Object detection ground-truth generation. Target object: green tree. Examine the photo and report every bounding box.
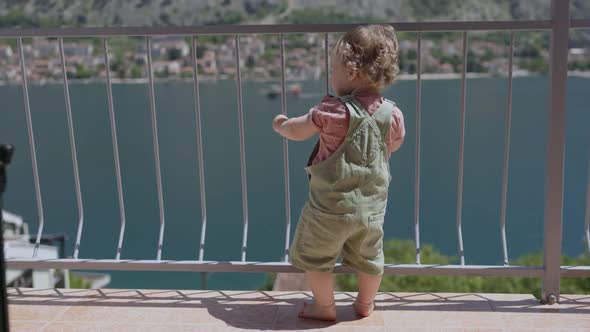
[0,9,72,28]
[195,45,206,58]
[66,65,92,79]
[258,273,276,291]
[441,54,461,67]
[285,9,381,25]
[481,48,495,62]
[69,272,91,289]
[520,58,548,74]
[155,67,170,78]
[466,51,485,73]
[410,0,462,18]
[130,65,143,78]
[336,239,590,300]
[0,10,35,28]
[205,10,244,25]
[259,239,590,300]
[518,41,542,58]
[262,49,275,63]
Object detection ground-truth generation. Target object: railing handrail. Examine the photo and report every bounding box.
[0,20,567,38]
[0,19,588,38]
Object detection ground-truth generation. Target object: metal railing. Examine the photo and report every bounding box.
[2,0,590,304]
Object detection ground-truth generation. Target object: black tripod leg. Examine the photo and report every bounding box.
[0,167,10,332]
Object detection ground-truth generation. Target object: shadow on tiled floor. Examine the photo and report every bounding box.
[8,288,590,331]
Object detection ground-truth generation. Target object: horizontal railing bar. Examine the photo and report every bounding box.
[5,258,544,277]
[0,21,554,38]
[560,266,590,277]
[571,19,590,29]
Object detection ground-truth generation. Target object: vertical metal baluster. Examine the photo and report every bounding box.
[235,35,249,262]
[280,34,292,262]
[585,150,590,256]
[104,39,127,260]
[192,36,208,261]
[146,37,166,260]
[18,38,44,258]
[59,38,85,259]
[500,32,515,266]
[415,32,423,265]
[457,31,468,266]
[324,33,330,95]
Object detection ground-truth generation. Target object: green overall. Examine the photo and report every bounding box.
[289,95,395,275]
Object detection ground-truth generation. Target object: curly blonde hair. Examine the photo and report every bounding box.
[333,24,399,88]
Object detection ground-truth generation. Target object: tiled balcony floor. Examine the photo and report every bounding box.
[7,288,590,331]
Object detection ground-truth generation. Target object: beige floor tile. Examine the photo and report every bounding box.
[220,291,277,300]
[441,329,503,332]
[10,321,48,332]
[477,293,538,301]
[385,328,435,332]
[10,288,63,296]
[54,306,223,325]
[50,289,105,297]
[180,290,244,300]
[273,304,339,330]
[272,302,385,330]
[504,329,564,332]
[394,293,447,301]
[204,301,279,325]
[330,327,386,332]
[560,294,590,302]
[495,312,590,330]
[9,303,69,322]
[333,292,358,302]
[262,290,312,301]
[9,296,68,305]
[375,293,399,301]
[43,322,99,332]
[204,324,287,331]
[437,293,493,301]
[384,311,504,329]
[102,323,219,332]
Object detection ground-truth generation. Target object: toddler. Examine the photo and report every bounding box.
[272,24,405,321]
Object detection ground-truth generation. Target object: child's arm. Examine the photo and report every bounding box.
[272,114,320,141]
[387,107,406,153]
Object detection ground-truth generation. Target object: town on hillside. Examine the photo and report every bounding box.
[0,32,588,84]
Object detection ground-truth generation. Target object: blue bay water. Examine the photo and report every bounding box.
[0,77,588,290]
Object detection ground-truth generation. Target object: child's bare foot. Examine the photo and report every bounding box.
[353,300,375,317]
[298,301,336,321]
